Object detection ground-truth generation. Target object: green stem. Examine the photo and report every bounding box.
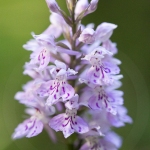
[71,2,76,62]
[67,143,74,150]
[69,1,77,87]
[44,124,57,143]
[67,2,84,149]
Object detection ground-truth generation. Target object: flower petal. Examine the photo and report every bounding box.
[95,22,117,42]
[55,60,66,70]
[26,120,43,138]
[65,94,79,110]
[38,48,51,71]
[61,83,75,101]
[74,116,89,134]
[57,46,81,57]
[78,28,95,44]
[49,114,74,138]
[12,118,43,139]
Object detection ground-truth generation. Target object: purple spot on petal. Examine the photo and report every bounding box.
[96,66,100,72]
[70,125,73,129]
[104,100,108,108]
[66,93,70,99]
[65,117,69,120]
[29,120,36,130]
[100,67,104,78]
[94,73,98,78]
[96,102,100,108]
[71,117,74,125]
[31,130,36,136]
[104,68,110,73]
[63,117,71,127]
[62,87,65,93]
[25,125,28,131]
[94,80,96,83]
[79,127,81,132]
[56,69,60,72]
[98,94,102,100]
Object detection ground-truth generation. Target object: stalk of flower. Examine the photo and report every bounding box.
[12,0,132,150]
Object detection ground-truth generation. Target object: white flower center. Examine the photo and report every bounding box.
[66,108,77,116]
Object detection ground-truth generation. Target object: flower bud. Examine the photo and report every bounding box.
[78,28,95,44]
[66,0,75,12]
[46,0,60,14]
[87,0,99,14]
[75,0,88,16]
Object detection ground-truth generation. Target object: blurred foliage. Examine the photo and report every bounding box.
[0,0,150,150]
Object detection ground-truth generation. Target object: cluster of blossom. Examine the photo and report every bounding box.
[12,0,132,149]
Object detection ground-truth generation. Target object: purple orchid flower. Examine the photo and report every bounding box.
[12,101,55,139]
[108,106,133,127]
[80,131,122,150]
[82,46,120,85]
[49,95,89,138]
[88,86,123,115]
[37,60,77,106]
[15,80,43,107]
[49,109,89,138]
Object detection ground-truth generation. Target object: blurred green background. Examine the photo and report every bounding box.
[0,0,150,150]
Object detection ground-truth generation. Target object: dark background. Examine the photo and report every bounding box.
[0,0,150,149]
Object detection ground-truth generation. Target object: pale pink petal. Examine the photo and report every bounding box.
[103,62,120,75]
[61,83,75,101]
[49,114,74,138]
[38,48,51,71]
[88,95,102,110]
[104,132,122,148]
[49,114,66,131]
[74,116,89,134]
[41,80,75,105]
[23,39,39,51]
[67,68,78,76]
[78,28,95,44]
[26,120,43,138]
[95,22,117,42]
[55,60,66,70]
[102,40,118,55]
[65,94,79,110]
[12,118,43,139]
[88,93,117,115]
